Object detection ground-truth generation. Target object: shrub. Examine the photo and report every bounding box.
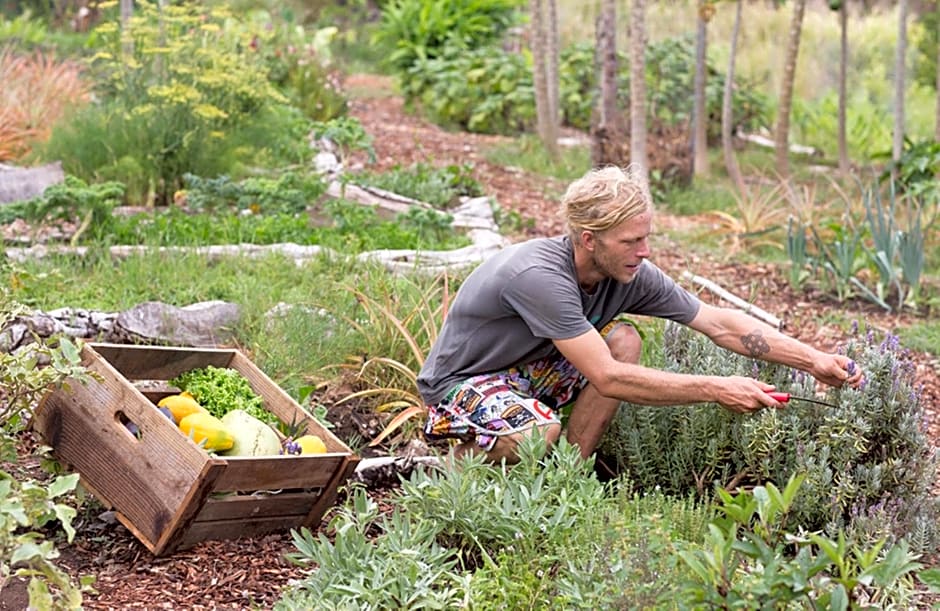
[599,321,940,554]
[677,475,923,608]
[400,35,770,138]
[0,46,89,162]
[375,0,524,78]
[277,438,709,609]
[0,291,96,608]
[38,1,310,205]
[352,162,484,208]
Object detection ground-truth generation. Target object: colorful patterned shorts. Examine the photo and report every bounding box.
[424,320,626,451]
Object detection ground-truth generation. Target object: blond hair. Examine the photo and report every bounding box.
[562,165,652,243]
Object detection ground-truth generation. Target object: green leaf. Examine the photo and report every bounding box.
[47,473,80,498]
[58,337,81,364]
[918,567,940,592]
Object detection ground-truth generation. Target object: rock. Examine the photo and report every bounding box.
[109,301,241,347]
[0,161,65,204]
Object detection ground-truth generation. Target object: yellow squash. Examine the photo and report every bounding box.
[158,391,208,423]
[295,434,328,455]
[178,412,235,452]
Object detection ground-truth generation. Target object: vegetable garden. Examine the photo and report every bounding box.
[2,0,940,608]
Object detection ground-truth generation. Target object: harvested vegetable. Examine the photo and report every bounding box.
[158,391,207,423]
[172,366,273,424]
[220,409,282,456]
[295,434,327,455]
[178,412,235,451]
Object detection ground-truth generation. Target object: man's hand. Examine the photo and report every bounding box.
[810,353,863,389]
[713,376,780,414]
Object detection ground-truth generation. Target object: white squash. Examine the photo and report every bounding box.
[219,409,282,456]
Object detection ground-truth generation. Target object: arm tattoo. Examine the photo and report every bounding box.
[740,330,770,358]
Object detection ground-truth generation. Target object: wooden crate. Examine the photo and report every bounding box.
[34,342,359,557]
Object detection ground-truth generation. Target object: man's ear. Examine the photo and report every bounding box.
[580,230,596,251]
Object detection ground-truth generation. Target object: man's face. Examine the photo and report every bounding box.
[590,211,652,284]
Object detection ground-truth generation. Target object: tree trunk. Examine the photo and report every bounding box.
[774,0,807,178]
[838,1,850,175]
[629,0,648,180]
[893,0,909,168]
[692,0,711,177]
[530,0,559,159]
[935,0,940,143]
[722,0,746,195]
[546,0,561,137]
[592,0,623,167]
[597,0,618,127]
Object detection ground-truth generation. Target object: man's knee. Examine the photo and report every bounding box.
[488,422,562,463]
[606,323,642,363]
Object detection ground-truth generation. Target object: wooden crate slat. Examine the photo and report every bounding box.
[211,454,347,492]
[176,515,311,551]
[153,460,228,555]
[192,491,323,522]
[35,349,211,548]
[88,343,236,380]
[302,456,359,528]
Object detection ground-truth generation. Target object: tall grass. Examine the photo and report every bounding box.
[0,46,89,161]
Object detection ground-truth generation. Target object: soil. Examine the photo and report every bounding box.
[2,73,939,610]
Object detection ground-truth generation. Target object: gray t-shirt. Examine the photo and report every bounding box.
[417,235,701,404]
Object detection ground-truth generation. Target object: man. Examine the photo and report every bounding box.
[417,166,862,464]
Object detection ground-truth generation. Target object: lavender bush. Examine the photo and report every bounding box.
[600,320,939,553]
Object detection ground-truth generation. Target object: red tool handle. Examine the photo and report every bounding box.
[765,391,790,402]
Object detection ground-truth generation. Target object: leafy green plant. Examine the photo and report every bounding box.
[277,437,710,609]
[171,365,273,424]
[310,116,375,163]
[353,162,483,209]
[252,13,348,122]
[375,0,523,80]
[0,471,92,610]
[0,301,93,436]
[181,172,326,215]
[278,486,470,610]
[0,291,96,608]
[0,175,124,244]
[678,474,922,608]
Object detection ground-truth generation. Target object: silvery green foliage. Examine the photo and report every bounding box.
[600,320,939,552]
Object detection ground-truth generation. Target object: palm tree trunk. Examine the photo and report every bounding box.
[774,0,807,178]
[592,0,622,167]
[629,0,648,180]
[722,0,745,194]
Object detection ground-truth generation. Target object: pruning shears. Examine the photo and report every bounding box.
[764,390,837,408]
